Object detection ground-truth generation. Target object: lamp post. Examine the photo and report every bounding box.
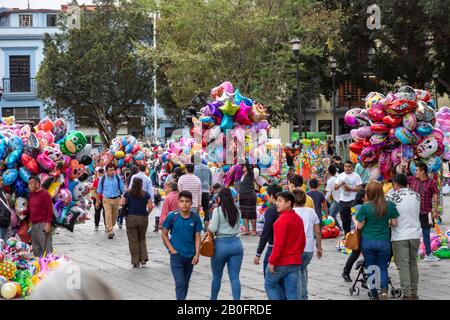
[433,69,439,109]
[291,37,303,140]
[329,56,337,142]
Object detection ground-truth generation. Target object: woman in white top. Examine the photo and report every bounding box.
[207,188,243,300]
[292,189,323,300]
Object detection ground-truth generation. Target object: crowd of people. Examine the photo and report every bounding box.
[0,140,443,301]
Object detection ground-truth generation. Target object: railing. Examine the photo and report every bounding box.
[2,77,36,93]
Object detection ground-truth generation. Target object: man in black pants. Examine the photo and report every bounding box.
[334,161,362,236]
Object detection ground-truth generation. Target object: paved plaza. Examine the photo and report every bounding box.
[52,198,450,300]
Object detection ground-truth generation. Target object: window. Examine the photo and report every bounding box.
[1,107,40,122]
[339,118,352,135]
[19,14,33,27]
[338,80,365,108]
[9,55,30,92]
[47,14,57,27]
[318,120,332,134]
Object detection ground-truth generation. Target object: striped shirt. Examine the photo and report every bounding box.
[178,174,202,209]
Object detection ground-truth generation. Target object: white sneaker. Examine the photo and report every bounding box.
[424,254,440,262]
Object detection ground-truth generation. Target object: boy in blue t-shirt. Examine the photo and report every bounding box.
[162,190,203,300]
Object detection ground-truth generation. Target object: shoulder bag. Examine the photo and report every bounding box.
[345,229,361,250]
[200,231,215,257]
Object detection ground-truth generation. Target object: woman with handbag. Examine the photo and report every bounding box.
[354,181,399,300]
[124,178,153,268]
[207,188,243,300]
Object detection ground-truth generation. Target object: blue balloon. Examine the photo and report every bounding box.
[416,122,433,137]
[19,167,31,182]
[117,158,125,167]
[133,151,145,161]
[233,89,253,107]
[0,139,6,160]
[8,136,24,152]
[5,150,22,169]
[3,168,19,186]
[14,178,28,197]
[125,144,133,154]
[220,115,233,132]
[121,137,128,147]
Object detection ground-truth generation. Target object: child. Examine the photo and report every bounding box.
[307,179,328,223]
[152,193,162,232]
[209,183,222,216]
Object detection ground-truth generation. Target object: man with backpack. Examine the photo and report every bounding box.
[162,191,202,300]
[96,164,125,239]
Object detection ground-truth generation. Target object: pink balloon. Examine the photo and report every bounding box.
[234,102,253,126]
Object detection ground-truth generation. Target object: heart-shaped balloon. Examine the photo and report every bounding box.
[367,106,386,122]
[382,115,402,127]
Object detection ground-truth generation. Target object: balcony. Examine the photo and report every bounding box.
[2,77,37,101]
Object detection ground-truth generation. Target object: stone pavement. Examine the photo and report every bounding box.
[52,199,450,300]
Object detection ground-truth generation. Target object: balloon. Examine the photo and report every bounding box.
[60,131,87,155]
[395,127,413,144]
[115,150,125,159]
[211,82,234,100]
[248,103,269,123]
[0,282,17,299]
[365,92,385,109]
[370,123,389,134]
[396,86,417,101]
[2,169,18,186]
[43,146,62,162]
[69,160,86,180]
[414,101,435,122]
[415,89,431,103]
[23,133,40,158]
[18,167,31,183]
[219,100,240,116]
[74,144,92,161]
[5,150,21,169]
[402,112,417,131]
[417,136,444,158]
[220,115,233,132]
[379,151,392,180]
[58,188,73,206]
[19,125,32,143]
[47,181,62,198]
[349,141,364,155]
[382,115,402,127]
[360,146,379,166]
[386,99,417,116]
[345,108,362,127]
[234,102,253,125]
[37,153,56,171]
[348,150,359,164]
[233,89,253,107]
[8,136,24,152]
[38,118,54,132]
[52,118,67,141]
[416,122,433,136]
[426,156,442,173]
[79,155,93,166]
[367,106,386,122]
[14,178,28,197]
[370,134,387,148]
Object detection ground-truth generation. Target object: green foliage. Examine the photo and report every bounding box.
[37,0,155,146]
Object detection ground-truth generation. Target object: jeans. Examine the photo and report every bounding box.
[210,237,244,300]
[329,201,342,229]
[422,227,431,255]
[339,200,354,235]
[298,251,314,300]
[263,246,286,300]
[170,253,194,300]
[361,238,391,296]
[392,239,420,297]
[264,264,300,300]
[0,227,8,241]
[117,215,124,225]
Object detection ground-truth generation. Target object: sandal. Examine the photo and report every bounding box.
[250,231,257,236]
[240,231,250,236]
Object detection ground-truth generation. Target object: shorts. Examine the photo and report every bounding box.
[202,192,211,222]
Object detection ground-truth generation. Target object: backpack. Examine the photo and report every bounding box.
[167,210,197,235]
[100,175,123,194]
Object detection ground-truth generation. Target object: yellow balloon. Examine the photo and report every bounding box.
[115,151,125,159]
[48,181,62,198]
[1,282,17,299]
[349,151,359,164]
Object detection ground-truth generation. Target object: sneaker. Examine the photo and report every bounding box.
[118,223,123,229]
[95,226,99,231]
[108,234,114,239]
[424,254,440,262]
[342,272,352,282]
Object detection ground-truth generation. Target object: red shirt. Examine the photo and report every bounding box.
[24,189,54,224]
[159,191,179,226]
[408,176,438,214]
[269,210,306,266]
[93,178,103,201]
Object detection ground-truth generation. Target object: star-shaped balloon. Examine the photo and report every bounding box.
[234,102,253,126]
[219,100,240,116]
[234,89,253,107]
[208,101,224,119]
[220,114,234,132]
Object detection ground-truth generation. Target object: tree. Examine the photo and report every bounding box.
[141,0,345,126]
[37,0,155,147]
[324,0,450,96]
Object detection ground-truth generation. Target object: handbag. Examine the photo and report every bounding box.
[200,231,215,257]
[17,219,32,244]
[345,229,361,250]
[119,194,129,218]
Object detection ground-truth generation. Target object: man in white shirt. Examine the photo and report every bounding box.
[334,161,362,235]
[325,165,342,231]
[387,174,421,300]
[129,164,155,203]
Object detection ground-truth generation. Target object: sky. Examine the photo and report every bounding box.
[0,0,94,9]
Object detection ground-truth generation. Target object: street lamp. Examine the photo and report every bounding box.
[291,37,304,140]
[329,56,337,142]
[433,69,439,108]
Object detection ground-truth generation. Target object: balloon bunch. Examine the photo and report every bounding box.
[321,216,340,239]
[0,237,70,299]
[0,117,93,233]
[346,86,444,179]
[109,135,147,168]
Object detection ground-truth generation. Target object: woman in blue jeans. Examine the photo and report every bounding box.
[354,181,399,300]
[208,188,243,300]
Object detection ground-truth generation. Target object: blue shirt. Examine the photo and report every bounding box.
[126,192,151,216]
[129,172,154,202]
[163,211,203,258]
[97,175,125,198]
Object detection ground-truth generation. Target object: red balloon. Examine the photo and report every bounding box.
[382,115,402,127]
[349,141,363,155]
[189,127,194,137]
[370,123,389,134]
[386,99,417,116]
[321,226,332,239]
[367,106,385,122]
[20,154,40,175]
[330,226,340,238]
